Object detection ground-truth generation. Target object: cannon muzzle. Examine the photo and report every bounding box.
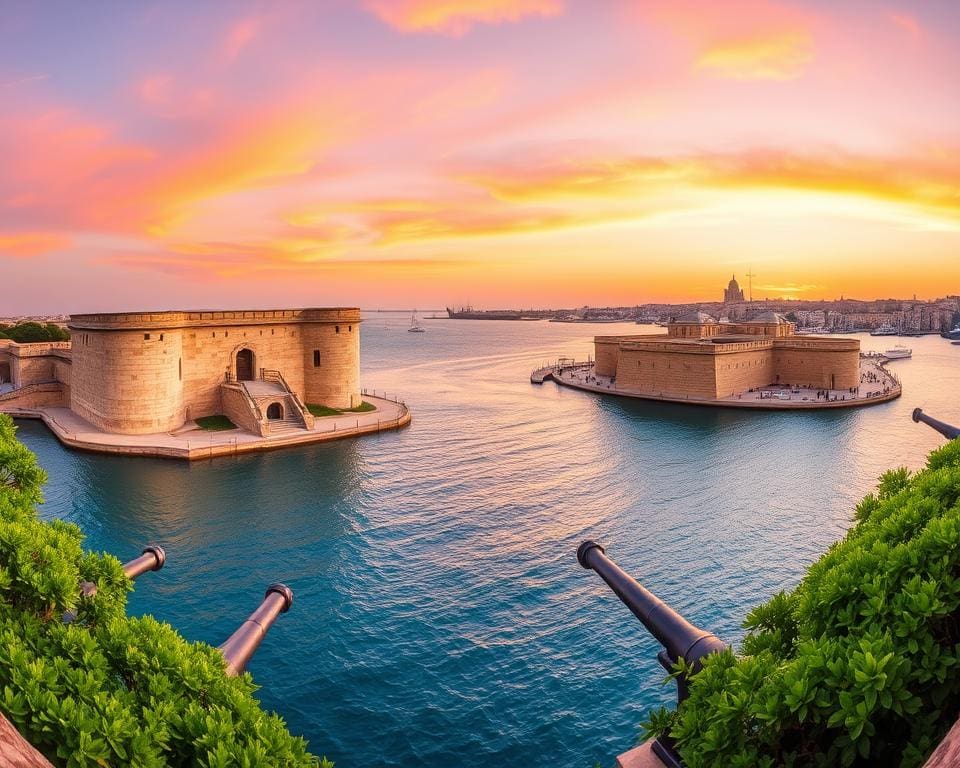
[912,408,960,440]
[64,546,166,623]
[122,545,166,579]
[218,583,293,677]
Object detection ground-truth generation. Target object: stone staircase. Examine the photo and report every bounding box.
[241,374,313,436]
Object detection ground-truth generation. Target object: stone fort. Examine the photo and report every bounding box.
[593,311,860,400]
[0,308,361,435]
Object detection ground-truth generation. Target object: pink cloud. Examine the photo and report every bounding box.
[888,11,921,38]
[222,17,261,60]
[364,0,563,36]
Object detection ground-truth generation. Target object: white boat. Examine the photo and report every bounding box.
[408,310,425,333]
[884,345,912,359]
[870,324,899,336]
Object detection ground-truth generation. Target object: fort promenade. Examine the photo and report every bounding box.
[0,308,412,457]
[2,392,409,460]
[532,310,903,409]
[534,355,901,410]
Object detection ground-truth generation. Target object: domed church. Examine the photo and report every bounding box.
[723,275,745,303]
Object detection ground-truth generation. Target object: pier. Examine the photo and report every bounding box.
[2,393,411,460]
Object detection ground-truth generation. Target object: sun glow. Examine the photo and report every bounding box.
[1,1,958,311]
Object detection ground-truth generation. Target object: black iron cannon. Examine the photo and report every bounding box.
[578,540,727,767]
[218,583,294,677]
[912,408,960,440]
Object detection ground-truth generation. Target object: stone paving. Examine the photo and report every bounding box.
[537,356,901,410]
[3,395,410,459]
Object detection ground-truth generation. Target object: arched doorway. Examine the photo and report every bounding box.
[236,349,254,381]
[266,402,283,419]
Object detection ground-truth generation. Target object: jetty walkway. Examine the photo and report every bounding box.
[2,390,411,460]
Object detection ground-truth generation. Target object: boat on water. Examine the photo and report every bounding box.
[884,345,912,359]
[446,306,523,320]
[408,310,425,333]
[870,324,899,336]
[941,324,960,340]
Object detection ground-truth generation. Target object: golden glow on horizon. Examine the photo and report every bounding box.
[0,0,958,311]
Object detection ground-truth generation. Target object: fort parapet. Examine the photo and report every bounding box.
[1,308,369,442]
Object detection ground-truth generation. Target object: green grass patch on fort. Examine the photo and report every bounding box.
[195,414,236,431]
[307,401,376,417]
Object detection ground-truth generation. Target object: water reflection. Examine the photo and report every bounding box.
[12,322,960,768]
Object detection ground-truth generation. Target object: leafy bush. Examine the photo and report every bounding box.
[0,322,70,343]
[645,438,960,767]
[0,414,328,766]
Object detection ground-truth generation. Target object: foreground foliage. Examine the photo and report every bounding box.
[645,438,960,767]
[0,415,327,766]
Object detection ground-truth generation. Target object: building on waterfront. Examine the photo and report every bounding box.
[0,308,362,435]
[593,311,861,400]
[723,275,745,303]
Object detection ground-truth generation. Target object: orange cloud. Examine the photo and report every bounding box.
[0,231,70,258]
[697,31,813,80]
[455,146,960,227]
[365,0,563,36]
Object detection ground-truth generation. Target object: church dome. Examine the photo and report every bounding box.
[727,275,741,291]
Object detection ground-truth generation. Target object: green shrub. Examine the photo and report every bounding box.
[194,415,236,431]
[646,439,960,767]
[342,401,376,413]
[306,404,340,418]
[307,402,377,417]
[0,322,69,343]
[0,414,328,766]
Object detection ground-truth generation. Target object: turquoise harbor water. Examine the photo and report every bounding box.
[14,318,960,767]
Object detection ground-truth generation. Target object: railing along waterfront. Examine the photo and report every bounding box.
[577,541,727,768]
[912,408,960,440]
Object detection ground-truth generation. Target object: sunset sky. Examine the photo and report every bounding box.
[1,0,958,313]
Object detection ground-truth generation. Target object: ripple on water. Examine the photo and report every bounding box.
[13,325,960,767]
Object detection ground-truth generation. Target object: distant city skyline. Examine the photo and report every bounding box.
[1,1,958,313]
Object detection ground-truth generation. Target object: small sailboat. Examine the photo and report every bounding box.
[884,345,912,359]
[408,310,425,333]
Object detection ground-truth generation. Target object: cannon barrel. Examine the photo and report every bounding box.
[912,408,960,440]
[578,541,726,680]
[579,542,726,768]
[122,545,166,579]
[63,546,165,623]
[218,584,293,677]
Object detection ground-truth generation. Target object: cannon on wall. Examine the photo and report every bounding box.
[64,544,167,623]
[218,583,294,677]
[912,408,960,440]
[578,540,727,767]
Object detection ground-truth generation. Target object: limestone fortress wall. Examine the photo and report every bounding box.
[593,314,860,400]
[65,308,361,434]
